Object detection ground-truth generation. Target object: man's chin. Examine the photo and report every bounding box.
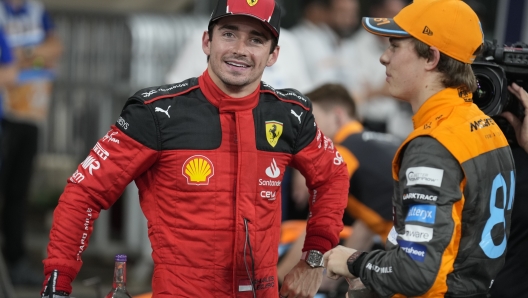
[220,77,252,88]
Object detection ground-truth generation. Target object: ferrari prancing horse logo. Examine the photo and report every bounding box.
[266,121,283,148]
[247,0,258,6]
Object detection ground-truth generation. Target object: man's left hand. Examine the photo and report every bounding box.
[279,260,323,298]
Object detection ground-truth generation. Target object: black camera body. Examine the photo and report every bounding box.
[471,40,528,145]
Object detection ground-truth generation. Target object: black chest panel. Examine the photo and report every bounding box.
[151,91,222,150]
[253,96,311,154]
[121,81,315,154]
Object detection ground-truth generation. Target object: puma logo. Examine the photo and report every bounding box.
[291,109,303,124]
[155,105,171,118]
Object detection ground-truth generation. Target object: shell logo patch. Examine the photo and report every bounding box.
[182,155,214,185]
[266,121,283,148]
[247,0,258,7]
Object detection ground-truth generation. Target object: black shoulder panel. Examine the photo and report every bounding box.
[116,97,160,150]
[117,81,222,151]
[260,82,311,111]
[131,78,199,103]
[254,88,317,154]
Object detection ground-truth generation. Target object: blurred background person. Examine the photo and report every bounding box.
[489,83,528,298]
[339,0,412,139]
[0,0,62,286]
[291,0,360,87]
[277,83,400,297]
[0,22,18,293]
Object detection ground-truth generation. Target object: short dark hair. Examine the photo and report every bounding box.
[411,38,477,93]
[207,21,279,54]
[306,83,357,118]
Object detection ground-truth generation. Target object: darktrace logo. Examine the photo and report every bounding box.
[423,26,433,36]
[403,186,439,203]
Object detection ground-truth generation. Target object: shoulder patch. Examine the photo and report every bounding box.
[132,78,199,104]
[261,82,311,111]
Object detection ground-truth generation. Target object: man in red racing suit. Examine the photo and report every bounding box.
[40,0,349,297]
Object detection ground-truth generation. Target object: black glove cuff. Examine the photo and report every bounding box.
[346,251,368,277]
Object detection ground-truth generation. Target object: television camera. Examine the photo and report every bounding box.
[471,40,528,145]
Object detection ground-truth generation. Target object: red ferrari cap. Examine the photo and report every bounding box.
[210,0,281,38]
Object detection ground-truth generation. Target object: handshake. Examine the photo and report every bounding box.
[324,246,380,298]
[41,270,70,298]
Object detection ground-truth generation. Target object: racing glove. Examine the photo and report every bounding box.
[41,270,70,298]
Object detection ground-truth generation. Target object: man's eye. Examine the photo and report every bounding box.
[251,38,263,44]
[223,32,234,38]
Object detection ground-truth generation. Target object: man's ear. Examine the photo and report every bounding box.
[425,46,441,70]
[202,31,211,56]
[266,45,280,67]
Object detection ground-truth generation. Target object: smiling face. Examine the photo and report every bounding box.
[380,37,426,102]
[203,15,280,97]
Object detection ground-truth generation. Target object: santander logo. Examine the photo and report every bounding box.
[265,158,280,178]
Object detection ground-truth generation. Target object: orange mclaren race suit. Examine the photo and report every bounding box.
[349,88,515,297]
[333,121,400,242]
[41,70,349,297]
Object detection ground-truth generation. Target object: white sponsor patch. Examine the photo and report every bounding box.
[406,167,444,187]
[400,224,433,242]
[387,226,398,245]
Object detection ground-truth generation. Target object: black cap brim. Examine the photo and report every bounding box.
[362,17,410,38]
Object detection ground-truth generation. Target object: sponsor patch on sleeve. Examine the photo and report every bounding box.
[406,167,444,187]
[400,224,433,242]
[402,186,439,204]
[405,205,436,224]
[387,226,398,245]
[398,239,427,262]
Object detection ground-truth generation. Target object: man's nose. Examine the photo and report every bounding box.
[380,50,389,66]
[232,39,248,55]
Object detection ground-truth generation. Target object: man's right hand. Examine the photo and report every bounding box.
[503,83,528,153]
[41,270,70,298]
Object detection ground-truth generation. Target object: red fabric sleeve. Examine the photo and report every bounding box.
[290,128,349,253]
[41,126,158,293]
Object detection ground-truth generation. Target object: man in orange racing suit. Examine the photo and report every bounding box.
[40,0,349,297]
[323,0,516,297]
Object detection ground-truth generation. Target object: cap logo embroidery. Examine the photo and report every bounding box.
[423,26,433,36]
[374,18,390,26]
[247,0,258,7]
